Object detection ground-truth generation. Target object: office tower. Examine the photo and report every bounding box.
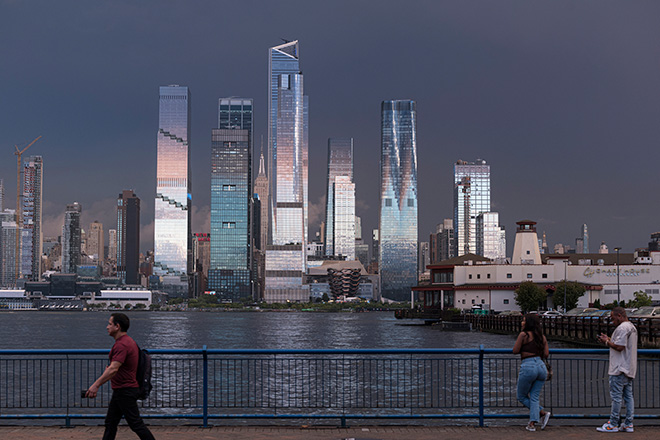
[333,176,356,260]
[371,229,379,263]
[87,221,104,264]
[476,212,506,261]
[454,159,490,257]
[379,100,418,300]
[430,219,454,264]
[0,179,4,210]
[0,210,19,286]
[418,241,430,275]
[61,202,82,274]
[265,40,309,302]
[253,150,269,251]
[581,224,589,253]
[20,156,43,281]
[192,233,210,278]
[355,216,362,241]
[108,229,117,263]
[209,98,252,300]
[323,138,354,256]
[154,85,192,297]
[117,190,140,284]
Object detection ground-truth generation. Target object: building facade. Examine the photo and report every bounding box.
[379,100,418,301]
[332,175,356,260]
[209,98,253,300]
[154,85,192,297]
[0,210,19,287]
[454,160,490,257]
[117,190,140,285]
[21,156,43,281]
[61,202,82,274]
[265,40,309,302]
[476,212,506,261]
[87,221,104,264]
[254,150,269,252]
[324,138,354,256]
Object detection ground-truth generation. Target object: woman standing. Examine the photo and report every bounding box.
[512,313,551,431]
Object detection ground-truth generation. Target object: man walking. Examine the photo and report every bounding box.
[86,313,155,440]
[596,307,637,433]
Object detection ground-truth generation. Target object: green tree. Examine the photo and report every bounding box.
[629,291,652,308]
[515,282,547,313]
[552,281,586,312]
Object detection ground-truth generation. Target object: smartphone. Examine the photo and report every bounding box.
[81,390,88,398]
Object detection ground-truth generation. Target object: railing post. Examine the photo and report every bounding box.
[202,345,208,428]
[478,344,485,427]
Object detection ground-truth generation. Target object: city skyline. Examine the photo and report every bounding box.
[2,2,660,256]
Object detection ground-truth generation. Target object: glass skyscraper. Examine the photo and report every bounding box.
[61,202,81,274]
[476,212,506,261]
[154,85,191,297]
[265,40,309,302]
[117,190,140,285]
[454,160,490,257]
[324,138,354,257]
[21,155,43,281]
[333,175,355,260]
[209,98,253,301]
[379,100,418,301]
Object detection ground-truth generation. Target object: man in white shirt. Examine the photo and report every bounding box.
[596,307,638,433]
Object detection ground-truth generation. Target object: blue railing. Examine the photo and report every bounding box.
[1,347,659,427]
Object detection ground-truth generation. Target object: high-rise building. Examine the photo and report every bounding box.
[192,233,210,278]
[476,212,506,261]
[333,175,356,260]
[20,156,43,281]
[209,98,253,300]
[61,202,82,274]
[108,229,117,264]
[371,229,379,264]
[154,85,192,297]
[253,150,269,251]
[379,100,418,300]
[418,241,430,276]
[355,216,362,241]
[454,159,491,257]
[117,190,140,284]
[324,138,354,256]
[265,40,309,303]
[431,219,455,263]
[87,221,104,264]
[581,223,589,253]
[0,179,4,211]
[0,210,19,286]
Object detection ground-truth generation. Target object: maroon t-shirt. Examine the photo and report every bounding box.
[109,334,139,389]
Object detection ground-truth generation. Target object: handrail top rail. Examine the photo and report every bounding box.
[0,347,658,355]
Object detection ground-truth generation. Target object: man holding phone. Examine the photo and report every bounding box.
[86,313,155,440]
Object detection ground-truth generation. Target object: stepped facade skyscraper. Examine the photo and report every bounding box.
[209,98,253,300]
[265,40,309,302]
[154,85,191,297]
[323,138,354,257]
[21,156,43,281]
[379,100,418,301]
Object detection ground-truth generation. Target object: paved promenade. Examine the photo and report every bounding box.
[2,425,659,439]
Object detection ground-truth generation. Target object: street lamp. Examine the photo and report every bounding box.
[614,247,621,305]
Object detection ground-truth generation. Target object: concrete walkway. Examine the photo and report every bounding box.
[2,425,659,440]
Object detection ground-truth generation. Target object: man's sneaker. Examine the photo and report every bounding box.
[596,422,619,432]
[619,424,634,433]
[540,412,551,430]
[526,424,536,432]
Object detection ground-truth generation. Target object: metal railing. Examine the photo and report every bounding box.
[1,347,659,427]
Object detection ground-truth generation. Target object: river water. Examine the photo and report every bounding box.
[0,310,532,350]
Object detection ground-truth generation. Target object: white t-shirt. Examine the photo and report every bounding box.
[609,321,638,379]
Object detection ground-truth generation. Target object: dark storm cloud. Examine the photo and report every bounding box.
[1,1,659,253]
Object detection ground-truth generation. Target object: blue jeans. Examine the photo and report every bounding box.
[609,374,634,426]
[517,357,547,423]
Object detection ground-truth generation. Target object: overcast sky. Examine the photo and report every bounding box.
[1,1,659,255]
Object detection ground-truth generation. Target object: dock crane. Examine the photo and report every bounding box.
[14,136,41,285]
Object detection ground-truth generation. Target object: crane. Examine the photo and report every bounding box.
[14,136,42,285]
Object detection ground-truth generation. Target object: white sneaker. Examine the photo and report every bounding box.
[526,424,536,432]
[596,422,619,432]
[540,412,551,430]
[619,423,634,433]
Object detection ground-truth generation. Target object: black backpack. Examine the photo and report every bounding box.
[136,346,152,400]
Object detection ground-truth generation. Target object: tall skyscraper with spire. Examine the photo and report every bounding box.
[264,40,309,302]
[379,100,418,301]
[324,138,354,257]
[154,85,192,297]
[21,156,43,280]
[254,148,269,252]
[209,98,253,300]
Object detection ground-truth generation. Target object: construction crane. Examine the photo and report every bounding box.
[14,136,42,285]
